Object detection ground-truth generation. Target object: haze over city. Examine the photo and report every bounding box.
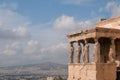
[0,0,120,67]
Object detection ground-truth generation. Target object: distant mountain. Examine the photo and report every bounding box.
[0,62,68,76]
[34,62,67,70]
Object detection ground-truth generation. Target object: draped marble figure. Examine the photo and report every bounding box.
[70,43,74,63]
[83,40,89,63]
[109,39,115,63]
[76,42,81,63]
[93,38,100,63]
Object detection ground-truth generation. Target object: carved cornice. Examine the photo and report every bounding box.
[67,27,120,42]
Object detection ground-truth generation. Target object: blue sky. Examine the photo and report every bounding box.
[0,0,120,66]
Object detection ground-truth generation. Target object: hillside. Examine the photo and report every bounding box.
[0,62,68,76]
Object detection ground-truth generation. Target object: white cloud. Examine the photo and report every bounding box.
[106,1,120,17]
[111,6,120,17]
[2,42,20,56]
[0,1,97,66]
[0,1,80,66]
[41,43,68,53]
[53,15,76,30]
[100,1,120,17]
[0,9,30,29]
[12,27,30,39]
[24,40,40,54]
[40,43,69,63]
[0,2,33,66]
[53,15,95,32]
[0,27,30,40]
[105,2,116,11]
[0,2,31,40]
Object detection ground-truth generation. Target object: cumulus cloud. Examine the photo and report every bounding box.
[0,41,69,66]
[41,43,68,53]
[53,15,76,30]
[2,42,20,56]
[53,15,95,32]
[40,43,69,63]
[0,2,33,66]
[12,27,30,39]
[0,2,97,66]
[0,2,31,40]
[0,42,23,57]
[0,27,30,40]
[0,2,70,66]
[23,40,40,54]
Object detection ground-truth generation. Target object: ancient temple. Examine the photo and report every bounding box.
[67,16,120,80]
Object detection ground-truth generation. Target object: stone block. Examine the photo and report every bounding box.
[68,63,116,80]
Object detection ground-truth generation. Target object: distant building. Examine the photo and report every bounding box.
[47,77,55,80]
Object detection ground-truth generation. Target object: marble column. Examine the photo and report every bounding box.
[76,41,82,63]
[93,38,100,63]
[70,42,74,63]
[109,38,116,63]
[83,40,89,63]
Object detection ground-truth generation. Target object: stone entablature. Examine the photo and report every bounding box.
[68,27,120,42]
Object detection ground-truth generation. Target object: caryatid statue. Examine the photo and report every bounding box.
[76,41,82,63]
[109,39,116,63]
[70,42,74,63]
[83,40,89,63]
[93,38,100,63]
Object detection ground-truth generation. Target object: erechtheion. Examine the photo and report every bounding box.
[67,16,120,80]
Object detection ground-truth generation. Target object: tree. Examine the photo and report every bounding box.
[56,75,63,80]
